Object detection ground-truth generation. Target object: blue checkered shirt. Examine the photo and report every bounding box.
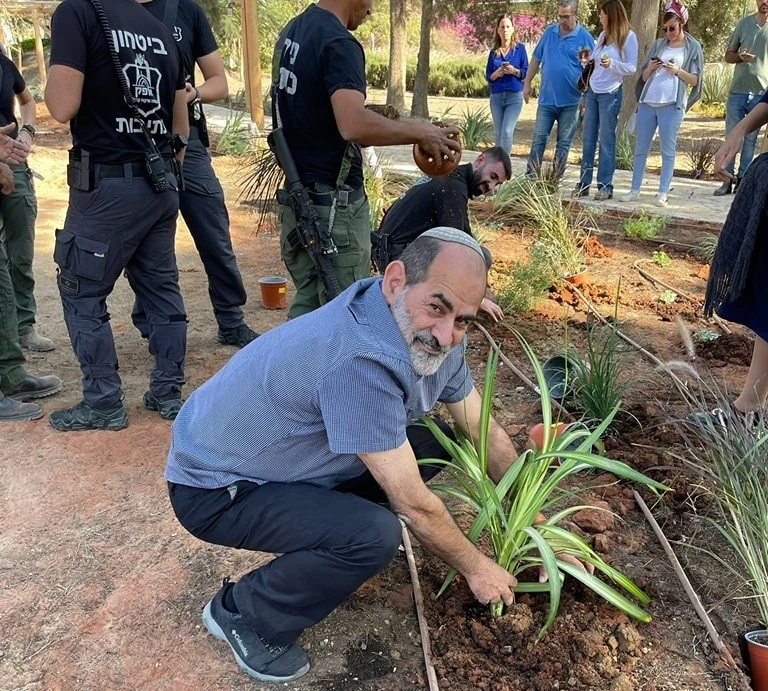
[164,278,474,489]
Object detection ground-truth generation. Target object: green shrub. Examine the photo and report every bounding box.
[615,132,633,171]
[695,233,719,263]
[494,244,553,314]
[214,108,251,157]
[459,108,493,150]
[619,211,667,240]
[569,319,628,426]
[366,54,488,98]
[701,63,732,107]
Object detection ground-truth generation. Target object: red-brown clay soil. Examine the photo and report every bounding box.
[1,104,760,691]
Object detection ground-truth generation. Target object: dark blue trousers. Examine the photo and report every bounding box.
[133,138,247,333]
[168,420,452,645]
[54,172,187,408]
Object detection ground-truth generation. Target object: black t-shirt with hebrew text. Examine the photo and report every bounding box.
[49,0,184,163]
[274,4,366,189]
[139,0,218,86]
[0,54,26,137]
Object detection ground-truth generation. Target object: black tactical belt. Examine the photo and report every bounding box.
[308,186,365,207]
[94,158,176,180]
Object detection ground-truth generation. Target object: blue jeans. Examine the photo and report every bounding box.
[490,90,524,153]
[630,103,685,194]
[578,87,622,195]
[526,103,580,179]
[725,92,763,177]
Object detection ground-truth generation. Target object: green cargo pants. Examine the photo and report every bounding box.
[279,195,371,319]
[0,228,28,398]
[0,164,38,335]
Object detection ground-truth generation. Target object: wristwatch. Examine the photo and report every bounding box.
[170,133,188,154]
[20,123,35,137]
[190,86,201,107]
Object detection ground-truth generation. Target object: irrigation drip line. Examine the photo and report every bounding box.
[401,524,440,691]
[473,322,574,421]
[633,491,749,684]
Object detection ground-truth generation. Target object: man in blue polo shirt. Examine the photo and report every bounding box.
[523,0,594,180]
[165,227,520,683]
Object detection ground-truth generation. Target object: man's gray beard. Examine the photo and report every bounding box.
[391,289,452,376]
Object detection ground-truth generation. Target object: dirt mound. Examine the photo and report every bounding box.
[698,332,753,367]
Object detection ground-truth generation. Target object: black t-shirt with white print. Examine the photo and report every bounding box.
[139,0,218,86]
[274,4,366,190]
[49,0,184,163]
[0,54,26,137]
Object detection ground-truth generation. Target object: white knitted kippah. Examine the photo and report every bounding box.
[420,226,486,265]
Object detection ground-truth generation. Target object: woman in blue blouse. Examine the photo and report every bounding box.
[486,14,529,154]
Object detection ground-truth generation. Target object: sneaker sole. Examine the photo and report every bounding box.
[20,343,56,353]
[48,413,128,432]
[0,406,44,422]
[7,382,63,401]
[202,602,310,683]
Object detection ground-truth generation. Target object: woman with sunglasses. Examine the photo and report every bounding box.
[574,0,637,201]
[619,0,703,207]
[485,14,529,154]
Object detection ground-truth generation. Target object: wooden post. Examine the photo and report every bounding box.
[241,0,264,128]
[32,12,47,87]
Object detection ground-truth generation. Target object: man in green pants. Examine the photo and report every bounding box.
[273,0,461,318]
[0,48,53,351]
[0,149,62,421]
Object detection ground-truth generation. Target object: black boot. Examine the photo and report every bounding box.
[713,179,732,197]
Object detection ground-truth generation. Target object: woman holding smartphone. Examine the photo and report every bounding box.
[619,0,703,207]
[574,0,638,201]
[486,14,529,154]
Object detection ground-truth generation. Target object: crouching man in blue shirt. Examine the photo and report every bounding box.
[164,227,520,683]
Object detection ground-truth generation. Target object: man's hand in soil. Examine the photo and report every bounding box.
[465,554,518,607]
[0,162,15,195]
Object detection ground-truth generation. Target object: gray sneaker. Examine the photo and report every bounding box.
[19,327,55,352]
[49,401,128,431]
[202,580,310,683]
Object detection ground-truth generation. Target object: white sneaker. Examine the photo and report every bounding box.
[654,193,668,207]
[619,190,640,202]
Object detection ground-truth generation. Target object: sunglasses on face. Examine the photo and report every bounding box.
[663,24,679,32]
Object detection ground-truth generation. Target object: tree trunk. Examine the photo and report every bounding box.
[618,0,661,129]
[387,0,407,111]
[33,13,47,87]
[411,0,433,119]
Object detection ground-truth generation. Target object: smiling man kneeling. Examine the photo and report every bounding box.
[164,226,520,683]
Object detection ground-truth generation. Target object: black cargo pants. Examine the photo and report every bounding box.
[54,167,187,408]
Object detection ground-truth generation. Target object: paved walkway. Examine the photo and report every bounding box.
[203,103,732,229]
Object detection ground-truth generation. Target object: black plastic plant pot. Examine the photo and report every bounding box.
[541,355,576,401]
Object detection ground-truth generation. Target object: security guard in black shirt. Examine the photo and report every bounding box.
[136,0,258,348]
[46,0,190,431]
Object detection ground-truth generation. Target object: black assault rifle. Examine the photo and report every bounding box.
[268,127,342,300]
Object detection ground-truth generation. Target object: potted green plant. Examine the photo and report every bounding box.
[420,330,667,640]
[678,405,768,689]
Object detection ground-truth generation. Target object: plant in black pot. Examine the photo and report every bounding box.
[677,401,768,690]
